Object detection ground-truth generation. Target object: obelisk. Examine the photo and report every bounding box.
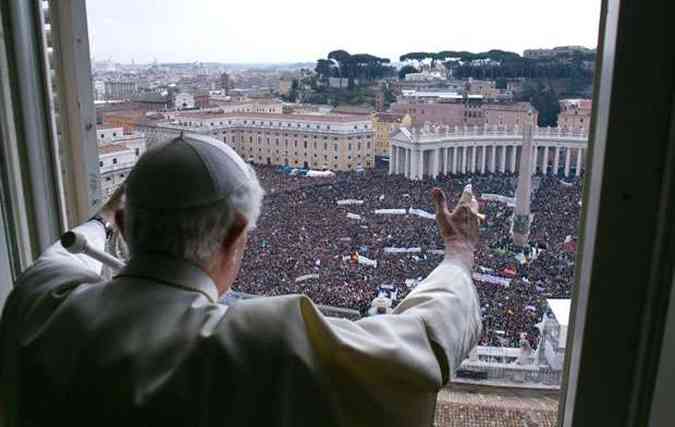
[512,123,533,247]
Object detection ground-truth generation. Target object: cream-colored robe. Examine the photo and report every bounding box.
[0,220,481,426]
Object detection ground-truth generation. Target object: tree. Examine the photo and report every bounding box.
[285,79,299,103]
[315,59,336,80]
[398,65,419,80]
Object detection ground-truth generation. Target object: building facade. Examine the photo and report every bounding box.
[558,99,592,133]
[372,112,412,157]
[389,124,588,180]
[161,112,375,171]
[390,98,485,127]
[278,79,293,96]
[97,126,146,197]
[174,92,195,110]
[213,99,284,114]
[104,81,137,100]
[484,102,538,128]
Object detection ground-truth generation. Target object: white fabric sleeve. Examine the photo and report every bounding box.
[392,254,482,378]
[300,254,481,391]
[37,221,107,276]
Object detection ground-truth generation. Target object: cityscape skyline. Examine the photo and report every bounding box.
[86,0,601,64]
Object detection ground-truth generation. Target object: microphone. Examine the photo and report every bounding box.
[60,231,126,270]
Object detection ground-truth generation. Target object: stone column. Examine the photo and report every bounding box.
[531,146,537,174]
[452,147,458,175]
[432,148,440,178]
[481,146,487,174]
[406,148,412,178]
[398,147,404,175]
[389,146,396,174]
[418,149,425,180]
[511,145,518,173]
[491,145,497,173]
[543,146,549,175]
[564,147,572,177]
[553,146,560,176]
[463,146,469,174]
[470,146,477,173]
[575,147,583,176]
[500,145,507,173]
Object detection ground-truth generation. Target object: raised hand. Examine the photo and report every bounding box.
[431,185,483,264]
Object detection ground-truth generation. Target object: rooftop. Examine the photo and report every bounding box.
[484,102,536,112]
[374,112,406,122]
[98,143,131,154]
[175,111,372,123]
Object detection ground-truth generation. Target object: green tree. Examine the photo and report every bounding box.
[398,65,419,80]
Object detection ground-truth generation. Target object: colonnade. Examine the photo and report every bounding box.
[389,140,587,180]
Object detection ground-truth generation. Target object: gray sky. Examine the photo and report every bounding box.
[86,0,602,64]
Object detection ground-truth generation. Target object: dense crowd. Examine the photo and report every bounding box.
[234,165,583,348]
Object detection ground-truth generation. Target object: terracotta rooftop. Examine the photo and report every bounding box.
[98,143,130,154]
[374,112,405,122]
[175,111,372,123]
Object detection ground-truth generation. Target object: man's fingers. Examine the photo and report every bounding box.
[432,188,453,240]
[431,187,448,214]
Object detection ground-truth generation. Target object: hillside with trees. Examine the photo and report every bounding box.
[315,50,395,87]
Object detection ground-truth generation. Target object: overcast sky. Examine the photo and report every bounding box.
[86,0,602,64]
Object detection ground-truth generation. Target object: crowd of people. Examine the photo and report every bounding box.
[234,164,583,348]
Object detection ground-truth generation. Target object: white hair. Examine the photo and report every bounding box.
[125,161,264,269]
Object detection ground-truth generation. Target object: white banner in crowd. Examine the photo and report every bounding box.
[306,170,335,178]
[481,193,516,207]
[408,208,436,220]
[358,255,377,267]
[427,249,446,255]
[374,209,407,215]
[295,273,320,283]
[347,213,362,221]
[337,199,364,206]
[472,273,512,287]
[384,247,422,254]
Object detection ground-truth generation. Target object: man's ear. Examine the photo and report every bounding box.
[221,213,248,253]
[114,209,126,240]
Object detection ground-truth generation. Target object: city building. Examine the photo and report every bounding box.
[131,92,172,112]
[484,102,538,128]
[523,45,595,58]
[101,110,148,133]
[194,90,210,109]
[558,99,592,133]
[219,72,230,95]
[389,123,588,180]
[104,80,137,100]
[371,112,412,157]
[466,79,497,98]
[404,71,446,81]
[160,111,375,171]
[174,92,195,110]
[390,97,484,127]
[93,80,105,100]
[278,78,293,96]
[332,105,375,116]
[96,125,146,197]
[328,77,351,89]
[214,98,284,114]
